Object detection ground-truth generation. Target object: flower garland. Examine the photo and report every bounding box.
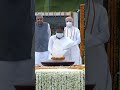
[36,69,85,90]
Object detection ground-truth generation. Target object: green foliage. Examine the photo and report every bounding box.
[35,0,84,12]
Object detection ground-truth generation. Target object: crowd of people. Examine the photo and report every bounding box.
[35,14,82,65]
[35,0,112,89]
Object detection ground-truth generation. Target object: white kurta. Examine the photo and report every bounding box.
[35,51,49,65]
[48,35,82,64]
[64,26,81,45]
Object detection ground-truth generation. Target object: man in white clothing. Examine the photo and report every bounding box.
[48,25,82,64]
[64,16,81,45]
[35,14,51,65]
[64,16,82,64]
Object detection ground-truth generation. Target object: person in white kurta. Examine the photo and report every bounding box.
[48,25,81,65]
[85,0,112,90]
[64,16,81,45]
[64,17,82,64]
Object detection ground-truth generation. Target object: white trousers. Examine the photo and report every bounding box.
[35,51,49,65]
[0,59,34,90]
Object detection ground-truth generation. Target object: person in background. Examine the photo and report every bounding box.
[85,0,112,90]
[64,16,82,64]
[35,14,51,65]
[48,25,82,65]
[64,16,81,45]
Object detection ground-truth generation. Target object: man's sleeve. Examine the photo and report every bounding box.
[48,23,51,39]
[48,36,53,54]
[64,27,67,37]
[75,28,81,45]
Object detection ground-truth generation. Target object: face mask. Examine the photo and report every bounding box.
[66,22,72,28]
[56,33,64,39]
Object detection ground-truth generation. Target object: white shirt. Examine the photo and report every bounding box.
[64,26,81,45]
[48,35,82,64]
